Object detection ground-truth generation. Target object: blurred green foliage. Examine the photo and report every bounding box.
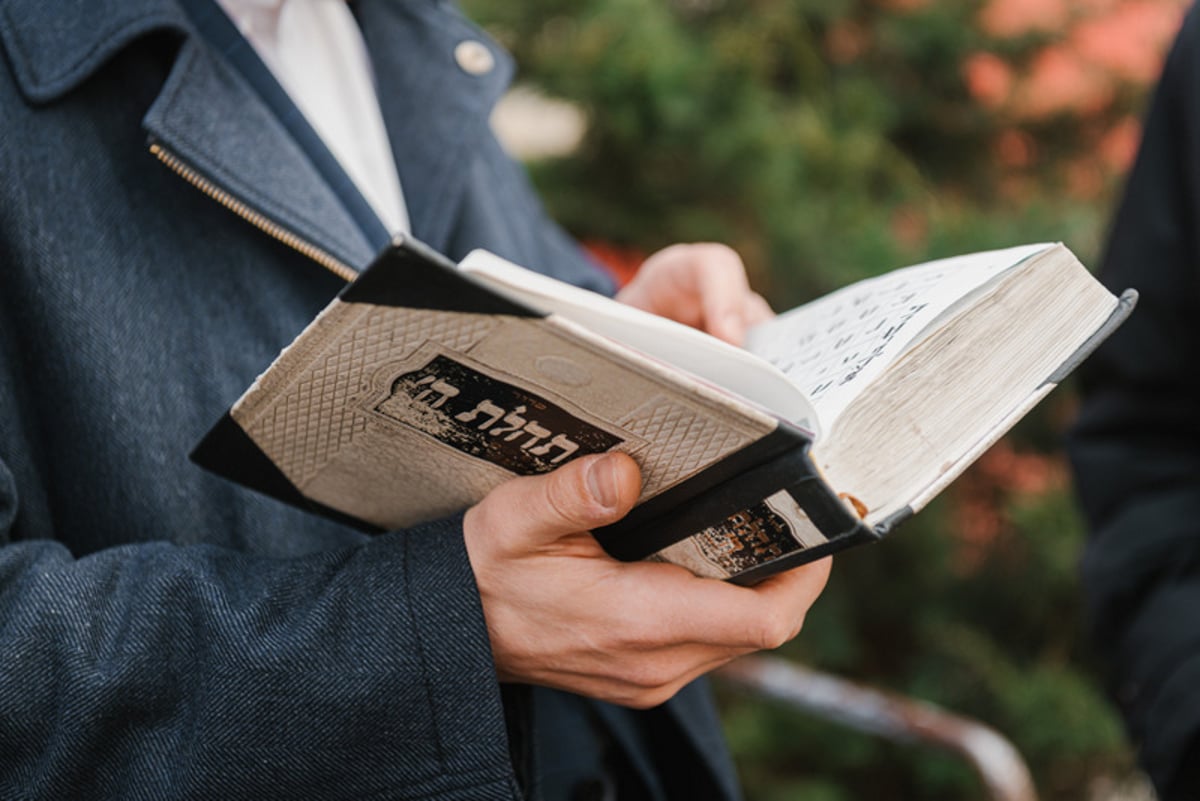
[460,0,1170,797]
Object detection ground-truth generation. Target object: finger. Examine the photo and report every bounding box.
[744,291,775,327]
[689,245,755,345]
[614,244,695,319]
[642,556,832,650]
[471,452,642,548]
[531,642,750,709]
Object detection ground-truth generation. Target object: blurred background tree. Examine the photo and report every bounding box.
[462,0,1190,798]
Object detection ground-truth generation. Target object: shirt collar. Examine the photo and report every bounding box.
[213,0,284,49]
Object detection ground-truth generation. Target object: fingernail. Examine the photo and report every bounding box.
[586,455,621,509]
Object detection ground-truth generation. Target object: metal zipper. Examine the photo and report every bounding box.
[149,142,358,284]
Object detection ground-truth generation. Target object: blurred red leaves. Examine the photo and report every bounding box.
[582,239,646,287]
[961,0,1186,197]
[951,440,1068,574]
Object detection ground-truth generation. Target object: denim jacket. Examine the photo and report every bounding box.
[0,0,738,798]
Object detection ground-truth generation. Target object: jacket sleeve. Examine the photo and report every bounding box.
[0,318,517,801]
[0,488,518,801]
[1069,7,1200,797]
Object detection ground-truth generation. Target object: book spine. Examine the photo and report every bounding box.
[593,421,877,582]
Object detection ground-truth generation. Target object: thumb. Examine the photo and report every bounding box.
[476,453,642,547]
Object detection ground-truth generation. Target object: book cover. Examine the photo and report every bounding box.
[193,237,868,582]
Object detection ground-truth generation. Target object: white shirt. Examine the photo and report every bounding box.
[216,0,411,235]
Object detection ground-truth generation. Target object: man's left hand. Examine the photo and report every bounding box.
[615,243,773,346]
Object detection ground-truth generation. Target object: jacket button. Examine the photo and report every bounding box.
[455,40,495,76]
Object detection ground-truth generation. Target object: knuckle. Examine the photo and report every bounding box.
[643,243,687,272]
[615,619,660,650]
[623,659,677,691]
[622,683,679,710]
[754,610,799,651]
[540,466,598,530]
[786,613,806,643]
[698,241,737,261]
[702,243,743,272]
[622,696,657,711]
[540,478,579,528]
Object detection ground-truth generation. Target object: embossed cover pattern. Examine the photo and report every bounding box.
[237,306,498,487]
[619,399,753,497]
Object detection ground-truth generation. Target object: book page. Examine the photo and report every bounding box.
[460,250,820,429]
[815,248,1117,522]
[744,244,1052,428]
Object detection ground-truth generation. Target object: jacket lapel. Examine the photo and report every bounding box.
[1,0,515,267]
[0,0,379,276]
[143,0,379,274]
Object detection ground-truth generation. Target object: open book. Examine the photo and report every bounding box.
[193,237,1134,582]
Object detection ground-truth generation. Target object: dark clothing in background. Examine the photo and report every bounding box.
[1070,4,1200,798]
[0,0,740,798]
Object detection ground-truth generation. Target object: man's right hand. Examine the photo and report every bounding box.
[463,452,831,709]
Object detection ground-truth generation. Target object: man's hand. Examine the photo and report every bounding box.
[463,452,831,709]
[615,243,774,345]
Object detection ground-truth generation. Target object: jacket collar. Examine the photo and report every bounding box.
[0,0,515,265]
[0,0,188,104]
